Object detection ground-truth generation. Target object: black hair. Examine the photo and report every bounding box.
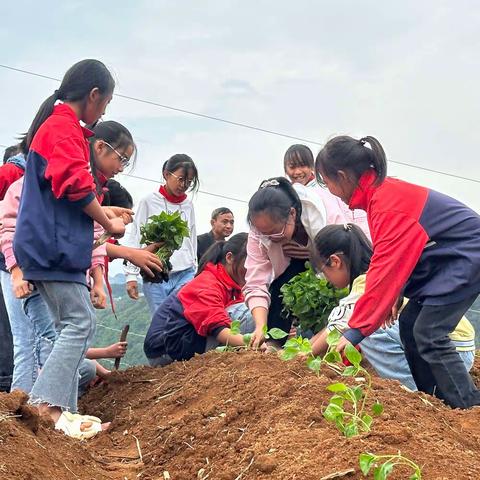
[197,232,248,275]
[3,145,20,164]
[312,223,372,287]
[89,120,136,195]
[25,59,115,150]
[247,176,302,226]
[284,144,314,170]
[315,135,387,186]
[212,207,233,220]
[103,179,133,209]
[162,154,199,193]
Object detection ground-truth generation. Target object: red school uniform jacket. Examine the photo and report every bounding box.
[343,170,480,345]
[178,262,244,337]
[13,104,96,285]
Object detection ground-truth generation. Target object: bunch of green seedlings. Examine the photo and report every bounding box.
[359,452,422,479]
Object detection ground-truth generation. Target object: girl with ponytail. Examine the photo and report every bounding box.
[316,135,480,409]
[144,233,254,365]
[244,177,327,348]
[13,59,126,437]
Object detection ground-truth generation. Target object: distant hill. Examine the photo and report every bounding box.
[93,281,150,369]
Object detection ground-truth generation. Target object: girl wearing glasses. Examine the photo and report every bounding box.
[244,177,327,348]
[124,154,199,315]
[309,223,475,390]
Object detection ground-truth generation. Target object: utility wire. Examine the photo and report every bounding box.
[120,172,248,203]
[1,63,480,184]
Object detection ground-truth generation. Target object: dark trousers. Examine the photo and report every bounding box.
[399,294,480,409]
[0,286,13,392]
[267,259,307,342]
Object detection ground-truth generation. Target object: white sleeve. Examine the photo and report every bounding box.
[294,183,327,242]
[123,197,150,282]
[190,206,198,268]
[326,290,362,333]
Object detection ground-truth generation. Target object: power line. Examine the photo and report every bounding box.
[96,322,145,339]
[1,63,480,184]
[120,173,248,203]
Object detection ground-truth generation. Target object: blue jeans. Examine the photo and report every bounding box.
[0,270,36,393]
[29,281,96,413]
[361,323,417,391]
[23,290,57,370]
[0,283,13,392]
[358,324,474,392]
[143,267,195,316]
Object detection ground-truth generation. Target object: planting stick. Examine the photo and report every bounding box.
[114,324,130,370]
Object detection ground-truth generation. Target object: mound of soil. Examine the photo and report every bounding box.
[0,390,110,480]
[2,352,480,479]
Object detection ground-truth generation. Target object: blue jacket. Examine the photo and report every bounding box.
[14,104,96,285]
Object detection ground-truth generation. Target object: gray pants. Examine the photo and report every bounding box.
[29,281,96,413]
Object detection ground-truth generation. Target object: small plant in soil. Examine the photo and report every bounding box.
[322,333,383,438]
[140,211,190,283]
[359,452,422,479]
[280,263,348,334]
[216,325,289,352]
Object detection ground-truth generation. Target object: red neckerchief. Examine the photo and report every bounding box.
[348,170,379,211]
[307,172,316,184]
[159,185,187,204]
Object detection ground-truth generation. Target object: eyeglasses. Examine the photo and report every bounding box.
[313,251,345,278]
[168,171,193,187]
[255,212,294,240]
[104,141,130,168]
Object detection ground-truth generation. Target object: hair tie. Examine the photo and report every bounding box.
[260,179,280,189]
[54,89,62,100]
[359,137,367,146]
[343,223,351,232]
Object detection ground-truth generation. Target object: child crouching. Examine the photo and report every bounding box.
[144,233,253,365]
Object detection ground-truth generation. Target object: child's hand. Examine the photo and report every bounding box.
[103,206,134,225]
[250,326,266,349]
[105,341,128,358]
[90,285,107,309]
[126,248,163,277]
[335,335,354,354]
[107,217,126,238]
[126,280,139,300]
[11,266,33,299]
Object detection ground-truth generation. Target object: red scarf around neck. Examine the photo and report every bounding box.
[159,185,187,204]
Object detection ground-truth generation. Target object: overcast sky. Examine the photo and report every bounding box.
[1,1,479,274]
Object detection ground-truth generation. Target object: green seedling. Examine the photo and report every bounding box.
[140,211,190,283]
[359,452,422,479]
[280,263,348,334]
[323,342,383,437]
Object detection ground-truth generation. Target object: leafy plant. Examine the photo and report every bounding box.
[216,324,289,352]
[140,211,190,283]
[322,341,383,437]
[280,263,348,334]
[359,452,422,479]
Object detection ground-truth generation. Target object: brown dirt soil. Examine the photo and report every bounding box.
[2,352,480,479]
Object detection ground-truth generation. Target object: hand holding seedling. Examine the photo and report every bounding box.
[335,335,353,353]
